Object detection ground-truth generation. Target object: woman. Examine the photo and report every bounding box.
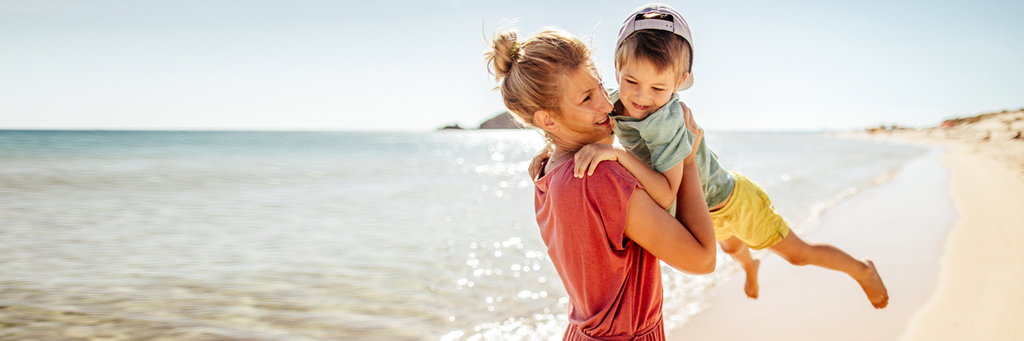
[485,28,717,340]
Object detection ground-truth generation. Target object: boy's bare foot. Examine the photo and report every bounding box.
[857,259,889,309]
[744,259,760,299]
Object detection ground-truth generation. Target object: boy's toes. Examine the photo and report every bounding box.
[861,260,889,309]
[873,294,889,309]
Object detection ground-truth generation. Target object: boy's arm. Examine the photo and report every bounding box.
[574,143,679,210]
[631,100,702,208]
[655,162,684,210]
[577,101,700,208]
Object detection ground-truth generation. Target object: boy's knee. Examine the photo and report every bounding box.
[718,239,742,254]
[780,251,812,266]
[721,244,741,255]
[785,257,809,266]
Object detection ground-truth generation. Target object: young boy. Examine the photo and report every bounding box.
[573,3,889,309]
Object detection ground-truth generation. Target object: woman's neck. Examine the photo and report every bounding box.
[544,146,576,175]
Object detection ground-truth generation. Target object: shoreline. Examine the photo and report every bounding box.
[669,141,952,340]
[669,111,1024,340]
[898,128,1024,340]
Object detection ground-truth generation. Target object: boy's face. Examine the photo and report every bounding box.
[616,59,687,120]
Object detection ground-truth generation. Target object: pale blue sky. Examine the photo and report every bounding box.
[2,0,1022,131]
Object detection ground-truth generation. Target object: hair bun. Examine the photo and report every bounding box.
[486,31,518,82]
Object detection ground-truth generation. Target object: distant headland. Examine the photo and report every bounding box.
[438,112,526,130]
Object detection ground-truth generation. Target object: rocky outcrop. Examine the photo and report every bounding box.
[479,112,525,129]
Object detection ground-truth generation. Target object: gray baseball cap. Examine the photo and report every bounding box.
[616,3,694,90]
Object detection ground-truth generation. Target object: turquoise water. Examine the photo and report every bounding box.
[0,130,925,340]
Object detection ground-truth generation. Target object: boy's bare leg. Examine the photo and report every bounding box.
[768,232,889,309]
[719,236,760,299]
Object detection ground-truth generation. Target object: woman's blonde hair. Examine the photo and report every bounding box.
[485,28,594,129]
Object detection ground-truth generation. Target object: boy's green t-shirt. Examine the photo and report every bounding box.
[609,90,735,208]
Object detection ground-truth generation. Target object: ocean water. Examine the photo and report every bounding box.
[0,130,925,340]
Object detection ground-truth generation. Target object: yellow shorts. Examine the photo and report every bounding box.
[709,172,790,250]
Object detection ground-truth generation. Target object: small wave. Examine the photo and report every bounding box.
[789,167,901,236]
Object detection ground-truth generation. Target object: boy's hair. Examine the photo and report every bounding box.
[485,28,596,129]
[614,4,695,88]
[615,28,692,82]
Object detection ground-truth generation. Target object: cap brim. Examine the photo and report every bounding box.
[678,73,694,91]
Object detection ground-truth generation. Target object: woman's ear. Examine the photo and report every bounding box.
[534,110,559,133]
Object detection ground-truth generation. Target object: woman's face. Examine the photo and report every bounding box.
[549,66,614,147]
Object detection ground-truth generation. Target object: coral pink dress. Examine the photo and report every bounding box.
[534,159,665,341]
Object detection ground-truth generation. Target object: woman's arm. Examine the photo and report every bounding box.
[674,158,716,249]
[623,161,716,274]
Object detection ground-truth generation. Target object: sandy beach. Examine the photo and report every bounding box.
[670,110,1024,340]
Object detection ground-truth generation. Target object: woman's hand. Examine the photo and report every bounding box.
[573,143,624,178]
[679,101,699,136]
[679,101,703,164]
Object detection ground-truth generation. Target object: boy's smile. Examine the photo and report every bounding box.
[616,59,688,120]
[630,101,652,112]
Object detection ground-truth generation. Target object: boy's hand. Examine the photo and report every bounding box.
[528,143,554,179]
[574,143,622,178]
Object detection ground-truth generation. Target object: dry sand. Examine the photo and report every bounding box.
[899,110,1024,340]
[669,110,1024,340]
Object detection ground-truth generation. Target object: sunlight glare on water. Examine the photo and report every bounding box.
[0,130,924,340]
